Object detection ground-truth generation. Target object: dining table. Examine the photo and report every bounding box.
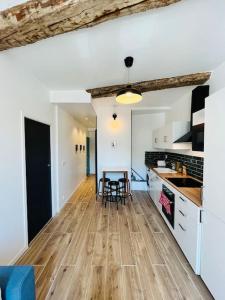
[101,168,129,202]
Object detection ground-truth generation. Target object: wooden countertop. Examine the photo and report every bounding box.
[146,164,202,207]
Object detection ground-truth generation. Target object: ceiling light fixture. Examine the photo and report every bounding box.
[112,113,117,120]
[116,56,142,105]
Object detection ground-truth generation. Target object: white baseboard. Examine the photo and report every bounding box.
[131,181,147,191]
[9,176,88,265]
[59,177,86,210]
[8,245,28,265]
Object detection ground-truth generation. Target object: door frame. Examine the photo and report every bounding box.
[20,111,55,248]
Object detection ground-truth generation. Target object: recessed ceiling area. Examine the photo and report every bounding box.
[58,103,96,128]
[4,0,225,91]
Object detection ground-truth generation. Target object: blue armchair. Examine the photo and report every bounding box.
[0,266,35,300]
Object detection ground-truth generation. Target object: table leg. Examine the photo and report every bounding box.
[102,171,106,203]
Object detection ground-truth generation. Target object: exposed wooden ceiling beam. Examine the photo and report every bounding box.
[0,0,180,51]
[87,72,211,98]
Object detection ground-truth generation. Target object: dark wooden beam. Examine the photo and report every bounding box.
[87,72,211,98]
[0,0,180,51]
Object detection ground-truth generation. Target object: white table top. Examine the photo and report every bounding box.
[101,168,129,172]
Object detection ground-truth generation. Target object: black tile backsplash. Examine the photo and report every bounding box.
[145,151,204,181]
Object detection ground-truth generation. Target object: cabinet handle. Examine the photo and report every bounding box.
[164,136,167,142]
[155,138,157,143]
[178,223,186,232]
[179,210,186,217]
[179,196,186,203]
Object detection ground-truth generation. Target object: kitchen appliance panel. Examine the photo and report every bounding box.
[161,184,175,228]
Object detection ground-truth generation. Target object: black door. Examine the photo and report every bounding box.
[25,118,52,243]
[86,137,90,176]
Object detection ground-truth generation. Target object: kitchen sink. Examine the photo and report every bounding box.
[166,177,202,188]
[153,167,177,174]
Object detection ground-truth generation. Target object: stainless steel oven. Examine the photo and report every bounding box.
[162,185,175,229]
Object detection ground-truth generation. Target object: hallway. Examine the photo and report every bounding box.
[16,176,212,300]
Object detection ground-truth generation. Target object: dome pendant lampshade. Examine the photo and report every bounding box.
[116,56,142,104]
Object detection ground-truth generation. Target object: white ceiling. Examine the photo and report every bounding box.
[92,86,193,111]
[3,0,225,91]
[58,103,96,128]
[0,0,25,10]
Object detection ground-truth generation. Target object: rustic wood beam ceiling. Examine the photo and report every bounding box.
[87,72,211,98]
[0,0,181,51]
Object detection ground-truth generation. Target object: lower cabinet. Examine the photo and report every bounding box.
[174,192,201,274]
[149,170,163,210]
[148,169,201,274]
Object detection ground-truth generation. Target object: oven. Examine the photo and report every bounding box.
[162,184,175,229]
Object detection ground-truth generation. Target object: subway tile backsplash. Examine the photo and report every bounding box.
[145,151,204,181]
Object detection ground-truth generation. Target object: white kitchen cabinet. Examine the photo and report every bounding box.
[174,192,201,274]
[201,90,225,299]
[149,170,163,209]
[152,121,191,150]
[152,128,163,148]
[147,168,201,274]
[201,211,225,300]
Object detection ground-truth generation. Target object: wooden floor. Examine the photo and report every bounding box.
[16,176,213,300]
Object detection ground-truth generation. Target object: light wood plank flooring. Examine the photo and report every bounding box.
[16,176,213,300]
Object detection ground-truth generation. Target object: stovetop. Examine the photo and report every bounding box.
[166,177,202,188]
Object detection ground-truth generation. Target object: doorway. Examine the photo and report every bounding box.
[24,118,52,243]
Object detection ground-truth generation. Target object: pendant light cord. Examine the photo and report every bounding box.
[127,67,130,84]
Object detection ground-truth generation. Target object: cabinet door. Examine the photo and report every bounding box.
[155,175,163,209]
[204,93,225,221]
[162,124,172,149]
[152,129,160,148]
[174,192,201,273]
[149,171,156,202]
[201,211,225,300]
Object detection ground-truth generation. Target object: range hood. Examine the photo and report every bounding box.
[174,130,192,143]
[174,85,209,144]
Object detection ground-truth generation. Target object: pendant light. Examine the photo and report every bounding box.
[116,56,142,104]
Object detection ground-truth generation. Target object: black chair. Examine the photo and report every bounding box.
[118,177,133,204]
[96,177,111,201]
[106,180,120,209]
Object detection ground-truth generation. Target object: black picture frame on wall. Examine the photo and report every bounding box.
[83,145,85,151]
[75,144,78,152]
[80,145,82,151]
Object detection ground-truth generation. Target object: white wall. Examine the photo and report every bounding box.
[92,98,131,181]
[207,61,225,93]
[88,130,96,174]
[164,87,205,157]
[0,54,88,265]
[132,113,165,179]
[165,92,192,124]
[0,54,55,264]
[208,62,225,94]
[57,106,87,209]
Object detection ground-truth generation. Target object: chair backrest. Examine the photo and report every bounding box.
[0,266,35,300]
[108,181,119,186]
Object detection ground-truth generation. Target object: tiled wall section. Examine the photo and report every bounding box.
[145,151,204,180]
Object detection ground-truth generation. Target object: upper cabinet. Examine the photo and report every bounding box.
[153,121,191,150]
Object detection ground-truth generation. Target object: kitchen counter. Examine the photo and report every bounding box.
[146,164,202,207]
